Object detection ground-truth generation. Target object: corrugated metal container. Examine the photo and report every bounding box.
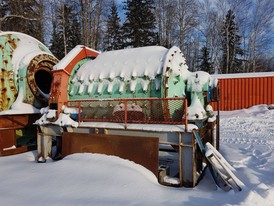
[211,72,274,111]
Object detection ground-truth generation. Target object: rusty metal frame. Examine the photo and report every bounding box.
[179,133,183,186]
[38,97,216,188]
[61,132,159,177]
[67,97,188,131]
[0,114,40,156]
[192,132,196,187]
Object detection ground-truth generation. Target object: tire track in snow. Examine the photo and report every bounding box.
[220,113,274,150]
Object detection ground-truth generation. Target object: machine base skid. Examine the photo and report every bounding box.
[62,132,159,177]
[0,114,39,156]
[0,146,28,156]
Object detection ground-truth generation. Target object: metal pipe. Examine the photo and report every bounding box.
[216,99,220,151]
[192,132,196,187]
[124,100,128,129]
[184,98,188,132]
[78,101,81,125]
[179,132,183,186]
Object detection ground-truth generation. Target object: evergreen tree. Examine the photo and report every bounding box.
[50,2,81,59]
[199,46,213,74]
[122,0,158,48]
[50,20,63,59]
[104,0,123,51]
[221,9,243,74]
[68,18,81,51]
[0,0,44,41]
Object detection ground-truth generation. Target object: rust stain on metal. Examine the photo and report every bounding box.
[62,132,159,177]
[0,113,40,128]
[0,114,40,151]
[7,34,17,50]
[26,53,58,104]
[0,69,17,111]
[0,34,18,111]
[49,74,62,103]
[0,130,16,150]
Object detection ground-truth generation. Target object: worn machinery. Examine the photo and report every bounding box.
[0,32,58,155]
[35,45,219,187]
[0,31,220,187]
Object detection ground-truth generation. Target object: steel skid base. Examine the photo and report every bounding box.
[0,114,39,156]
[37,121,215,187]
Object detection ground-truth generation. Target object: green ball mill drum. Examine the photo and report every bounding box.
[0,32,58,112]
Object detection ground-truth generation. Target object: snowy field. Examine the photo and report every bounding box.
[0,104,274,206]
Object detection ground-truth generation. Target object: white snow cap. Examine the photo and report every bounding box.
[188,94,207,120]
[163,46,190,79]
[70,46,192,96]
[35,105,79,127]
[54,113,79,127]
[212,71,274,79]
[76,46,169,83]
[62,105,79,114]
[187,71,211,93]
[53,45,98,70]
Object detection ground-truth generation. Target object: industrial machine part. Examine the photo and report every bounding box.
[0,32,58,155]
[36,45,219,187]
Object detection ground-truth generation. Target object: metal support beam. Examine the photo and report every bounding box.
[37,133,52,162]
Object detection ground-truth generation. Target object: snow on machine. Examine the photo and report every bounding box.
[0,32,244,190]
[35,45,221,188]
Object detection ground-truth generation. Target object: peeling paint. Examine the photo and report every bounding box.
[0,32,58,111]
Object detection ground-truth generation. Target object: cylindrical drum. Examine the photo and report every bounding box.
[0,32,58,112]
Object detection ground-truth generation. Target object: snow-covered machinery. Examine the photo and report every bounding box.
[36,45,219,187]
[0,32,58,156]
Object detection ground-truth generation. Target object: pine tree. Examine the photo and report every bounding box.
[68,18,81,51]
[221,9,243,74]
[104,0,123,51]
[50,20,64,59]
[122,0,158,48]
[50,2,81,59]
[199,46,213,74]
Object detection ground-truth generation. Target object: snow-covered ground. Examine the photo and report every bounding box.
[0,104,274,206]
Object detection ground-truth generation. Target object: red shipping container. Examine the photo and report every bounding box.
[211,72,274,111]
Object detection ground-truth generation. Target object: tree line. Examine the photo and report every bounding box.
[0,0,273,73]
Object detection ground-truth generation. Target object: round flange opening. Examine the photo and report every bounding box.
[34,68,52,95]
[27,54,58,103]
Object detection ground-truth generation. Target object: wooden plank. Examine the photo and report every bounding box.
[62,132,159,177]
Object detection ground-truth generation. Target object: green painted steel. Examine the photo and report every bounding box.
[68,72,163,100]
[65,46,214,120]
[0,32,58,112]
[0,34,17,110]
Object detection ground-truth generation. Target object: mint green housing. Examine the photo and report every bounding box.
[0,32,57,112]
